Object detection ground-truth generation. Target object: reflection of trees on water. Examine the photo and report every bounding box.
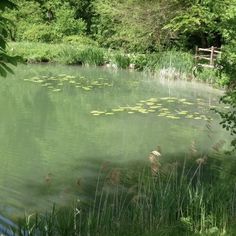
[0,81,56,213]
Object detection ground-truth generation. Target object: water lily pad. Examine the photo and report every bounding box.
[69,80,76,84]
[179,99,187,102]
[183,102,193,105]
[52,88,61,92]
[147,98,158,102]
[82,87,91,91]
[146,102,155,106]
[186,115,194,119]
[112,108,125,112]
[166,115,180,119]
[178,111,188,115]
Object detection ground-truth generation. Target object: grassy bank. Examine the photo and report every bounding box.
[12,150,236,236]
[7,42,219,84]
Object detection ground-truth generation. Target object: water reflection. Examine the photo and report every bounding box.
[0,64,230,217]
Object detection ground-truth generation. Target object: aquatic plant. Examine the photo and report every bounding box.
[14,148,236,236]
[90,96,214,121]
[113,53,130,69]
[23,74,113,92]
[79,47,105,66]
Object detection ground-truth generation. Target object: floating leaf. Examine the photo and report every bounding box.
[52,88,61,92]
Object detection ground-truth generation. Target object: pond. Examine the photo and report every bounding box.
[0,64,230,218]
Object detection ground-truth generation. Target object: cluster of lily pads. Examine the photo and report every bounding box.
[90,97,213,120]
[23,74,113,92]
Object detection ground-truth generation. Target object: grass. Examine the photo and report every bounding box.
[8,42,221,84]
[8,42,106,66]
[11,150,236,236]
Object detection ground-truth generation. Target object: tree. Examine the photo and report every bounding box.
[0,0,21,77]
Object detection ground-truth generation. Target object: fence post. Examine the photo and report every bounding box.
[195,46,198,65]
[210,46,214,66]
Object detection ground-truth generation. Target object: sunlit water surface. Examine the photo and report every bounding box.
[0,64,230,217]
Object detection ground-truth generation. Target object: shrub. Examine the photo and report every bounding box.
[132,54,149,71]
[21,24,55,43]
[62,35,98,47]
[53,3,86,38]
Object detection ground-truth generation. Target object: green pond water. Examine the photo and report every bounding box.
[0,64,230,218]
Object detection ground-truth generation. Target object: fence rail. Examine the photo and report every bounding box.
[195,46,221,68]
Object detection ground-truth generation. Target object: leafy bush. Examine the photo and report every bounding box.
[53,3,86,38]
[132,54,148,71]
[21,24,55,43]
[62,35,98,46]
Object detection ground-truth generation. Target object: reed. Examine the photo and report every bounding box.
[113,53,131,69]
[14,152,236,236]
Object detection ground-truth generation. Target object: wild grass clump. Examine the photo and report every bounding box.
[14,150,236,236]
[113,53,131,69]
[155,50,194,74]
[57,45,83,65]
[79,47,105,66]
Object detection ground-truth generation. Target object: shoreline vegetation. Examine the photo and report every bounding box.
[12,148,236,236]
[8,42,219,86]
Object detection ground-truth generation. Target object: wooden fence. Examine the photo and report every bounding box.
[195,46,221,68]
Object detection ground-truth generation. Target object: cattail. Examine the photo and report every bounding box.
[148,150,161,175]
[101,161,110,172]
[76,178,81,187]
[109,168,120,185]
[212,140,226,152]
[196,157,207,165]
[190,141,198,157]
[44,173,53,184]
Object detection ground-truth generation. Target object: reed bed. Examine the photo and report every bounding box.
[13,149,236,236]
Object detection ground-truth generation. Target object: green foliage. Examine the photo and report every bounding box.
[21,24,55,43]
[53,3,86,38]
[113,53,130,69]
[0,0,21,77]
[131,54,149,71]
[92,0,174,52]
[57,45,83,65]
[15,155,236,235]
[62,35,98,46]
[215,41,236,152]
[215,92,236,152]
[79,47,105,66]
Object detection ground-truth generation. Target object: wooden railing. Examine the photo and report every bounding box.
[195,46,221,68]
